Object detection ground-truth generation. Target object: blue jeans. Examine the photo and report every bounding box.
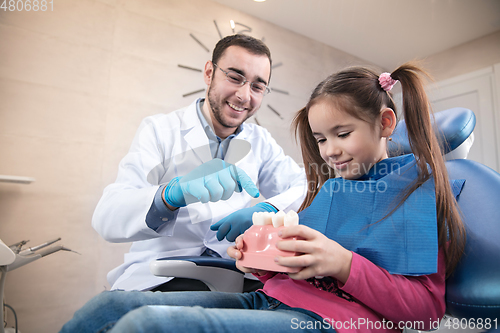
[60,290,336,333]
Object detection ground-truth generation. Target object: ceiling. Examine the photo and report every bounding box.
[211,0,500,70]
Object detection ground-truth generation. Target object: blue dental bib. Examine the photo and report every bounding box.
[298,154,464,275]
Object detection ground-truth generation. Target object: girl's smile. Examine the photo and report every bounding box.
[332,159,352,170]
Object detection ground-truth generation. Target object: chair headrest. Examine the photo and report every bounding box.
[388,107,476,156]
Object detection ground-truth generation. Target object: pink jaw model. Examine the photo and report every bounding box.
[239,210,301,273]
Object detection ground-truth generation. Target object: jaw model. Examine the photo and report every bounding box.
[239,210,301,273]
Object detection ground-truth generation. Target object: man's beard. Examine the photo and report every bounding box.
[207,84,255,129]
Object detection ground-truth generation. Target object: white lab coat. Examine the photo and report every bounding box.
[92,99,307,291]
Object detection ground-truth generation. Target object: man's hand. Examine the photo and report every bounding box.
[163,158,259,208]
[210,202,277,242]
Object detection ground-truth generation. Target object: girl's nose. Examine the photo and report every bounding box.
[325,142,341,158]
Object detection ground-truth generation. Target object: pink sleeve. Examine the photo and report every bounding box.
[340,248,446,329]
[253,271,278,283]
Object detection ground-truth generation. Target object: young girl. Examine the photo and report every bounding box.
[229,63,467,331]
[60,63,466,333]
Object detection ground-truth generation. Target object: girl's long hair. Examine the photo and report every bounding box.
[292,63,466,277]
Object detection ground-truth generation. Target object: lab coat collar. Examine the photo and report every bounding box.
[180,99,212,164]
[180,99,203,132]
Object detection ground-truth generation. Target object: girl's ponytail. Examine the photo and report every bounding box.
[391,64,466,276]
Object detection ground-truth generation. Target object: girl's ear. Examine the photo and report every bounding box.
[380,108,397,138]
[203,61,214,85]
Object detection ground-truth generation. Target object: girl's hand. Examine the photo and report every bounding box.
[227,235,269,276]
[275,225,353,283]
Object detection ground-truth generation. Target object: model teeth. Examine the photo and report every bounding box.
[283,211,299,227]
[272,211,286,227]
[252,212,274,225]
[228,102,245,111]
[252,210,299,227]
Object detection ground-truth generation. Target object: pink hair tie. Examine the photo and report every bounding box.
[379,72,398,91]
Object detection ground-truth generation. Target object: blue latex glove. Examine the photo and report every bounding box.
[164,158,259,208]
[210,202,277,242]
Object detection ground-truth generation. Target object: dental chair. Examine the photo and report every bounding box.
[150,107,500,329]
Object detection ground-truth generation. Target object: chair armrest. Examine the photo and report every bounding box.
[150,256,244,293]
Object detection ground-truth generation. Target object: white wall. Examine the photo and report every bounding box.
[424,31,500,172]
[428,65,500,172]
[423,30,500,82]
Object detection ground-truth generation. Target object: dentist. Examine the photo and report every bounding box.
[92,34,306,292]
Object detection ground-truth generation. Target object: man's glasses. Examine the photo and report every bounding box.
[213,63,270,96]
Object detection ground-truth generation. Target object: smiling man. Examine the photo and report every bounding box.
[91,34,306,293]
[203,42,271,138]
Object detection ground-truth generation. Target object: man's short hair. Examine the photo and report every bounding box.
[212,34,272,75]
